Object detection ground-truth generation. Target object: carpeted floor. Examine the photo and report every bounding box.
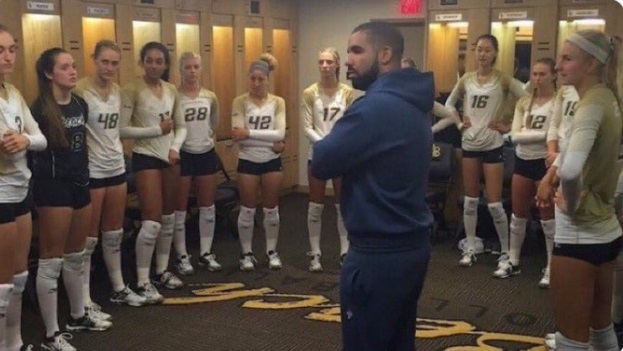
[21,193,554,351]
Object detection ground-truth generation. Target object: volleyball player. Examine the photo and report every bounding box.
[303,47,353,272]
[0,24,46,351]
[172,52,222,274]
[537,30,622,351]
[75,40,147,310]
[232,53,286,271]
[445,34,528,269]
[495,58,557,286]
[120,42,186,302]
[32,48,112,351]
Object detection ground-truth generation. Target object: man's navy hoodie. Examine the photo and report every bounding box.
[311,67,434,250]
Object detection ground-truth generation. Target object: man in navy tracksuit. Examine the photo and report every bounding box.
[311,22,434,351]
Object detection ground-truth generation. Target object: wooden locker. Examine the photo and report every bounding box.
[532,5,557,65]
[173,11,201,86]
[239,15,264,94]
[558,3,609,55]
[161,8,176,83]
[211,14,235,142]
[115,3,134,86]
[61,0,84,75]
[0,0,25,91]
[199,11,213,88]
[132,6,162,79]
[82,2,117,78]
[425,16,462,95]
[20,0,63,103]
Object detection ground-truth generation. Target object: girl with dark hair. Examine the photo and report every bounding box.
[74,40,147,311]
[120,41,186,303]
[0,24,46,351]
[445,34,528,270]
[232,53,286,271]
[302,47,354,272]
[172,52,222,274]
[31,47,112,351]
[495,58,557,286]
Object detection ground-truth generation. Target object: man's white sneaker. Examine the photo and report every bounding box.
[198,253,222,272]
[85,301,112,321]
[239,253,257,271]
[152,271,184,290]
[136,282,164,305]
[175,255,195,276]
[308,252,323,272]
[538,267,550,289]
[459,250,476,266]
[110,285,148,307]
[493,260,521,278]
[41,332,76,351]
[267,251,282,270]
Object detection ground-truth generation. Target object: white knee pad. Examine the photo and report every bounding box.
[487,202,506,223]
[510,214,528,234]
[84,237,98,255]
[307,202,324,223]
[63,251,85,272]
[161,214,175,234]
[464,196,479,216]
[37,258,63,280]
[541,219,555,239]
[238,206,256,229]
[263,207,280,227]
[140,220,162,245]
[12,271,28,295]
[102,229,124,249]
[0,283,13,303]
[200,205,215,222]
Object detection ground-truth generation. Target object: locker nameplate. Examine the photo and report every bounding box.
[245,17,263,28]
[86,5,113,17]
[212,14,233,27]
[498,11,528,20]
[434,13,463,21]
[176,12,199,24]
[567,9,599,17]
[134,7,160,22]
[27,1,55,11]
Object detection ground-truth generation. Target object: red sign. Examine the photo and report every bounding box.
[400,0,422,14]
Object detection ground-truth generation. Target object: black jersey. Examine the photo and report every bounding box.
[30,94,89,183]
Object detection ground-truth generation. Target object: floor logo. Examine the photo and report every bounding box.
[164,282,547,351]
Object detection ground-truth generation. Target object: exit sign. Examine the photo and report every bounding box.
[400,0,422,14]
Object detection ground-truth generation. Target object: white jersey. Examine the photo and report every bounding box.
[302,82,354,160]
[511,95,555,160]
[554,85,623,244]
[446,71,527,151]
[180,88,219,154]
[75,77,125,179]
[232,93,286,163]
[547,86,580,153]
[0,83,46,202]
[120,78,186,162]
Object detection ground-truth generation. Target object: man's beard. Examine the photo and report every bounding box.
[349,61,379,91]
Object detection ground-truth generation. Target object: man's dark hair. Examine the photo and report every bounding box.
[352,22,404,62]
